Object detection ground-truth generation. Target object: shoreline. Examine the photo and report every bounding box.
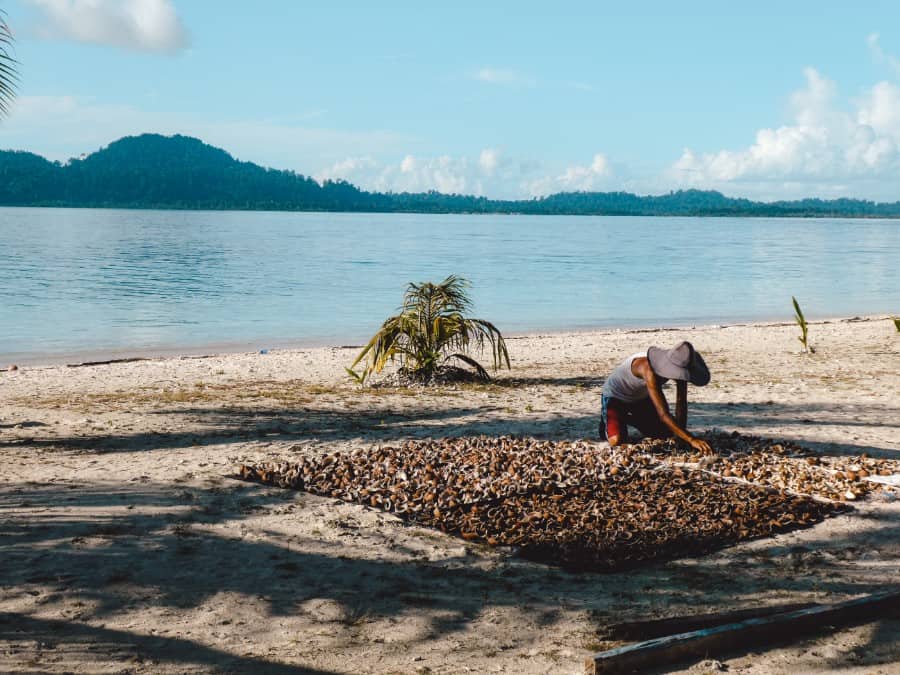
[5,202,900,221]
[4,312,892,370]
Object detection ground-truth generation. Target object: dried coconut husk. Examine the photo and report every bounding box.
[237,435,845,571]
[634,431,900,503]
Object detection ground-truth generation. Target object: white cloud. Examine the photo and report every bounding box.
[380,154,473,194]
[669,68,900,199]
[26,0,189,53]
[314,156,378,183]
[318,153,494,195]
[315,148,618,199]
[478,148,499,175]
[857,81,900,140]
[867,32,900,77]
[473,67,536,87]
[316,150,487,196]
[400,154,416,173]
[526,154,614,196]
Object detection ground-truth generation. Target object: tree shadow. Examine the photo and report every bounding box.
[0,612,339,674]
[481,374,602,388]
[3,474,899,671]
[688,400,900,458]
[8,396,899,463]
[0,403,525,452]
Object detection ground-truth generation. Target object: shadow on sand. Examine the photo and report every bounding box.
[5,393,897,459]
[2,472,898,672]
[3,376,898,671]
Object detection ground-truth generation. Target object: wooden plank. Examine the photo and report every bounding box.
[603,602,817,641]
[585,588,900,674]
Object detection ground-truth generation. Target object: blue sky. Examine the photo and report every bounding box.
[3,1,900,200]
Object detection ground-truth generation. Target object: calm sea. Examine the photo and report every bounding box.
[1,208,897,363]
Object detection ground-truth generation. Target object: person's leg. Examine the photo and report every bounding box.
[626,396,673,439]
[602,396,629,446]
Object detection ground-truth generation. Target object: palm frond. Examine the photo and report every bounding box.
[345,367,366,384]
[445,353,490,381]
[791,296,805,325]
[461,318,510,369]
[0,10,18,117]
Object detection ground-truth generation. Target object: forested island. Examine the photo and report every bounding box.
[2,133,900,217]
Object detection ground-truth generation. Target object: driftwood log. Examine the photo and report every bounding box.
[586,588,900,674]
[602,601,817,641]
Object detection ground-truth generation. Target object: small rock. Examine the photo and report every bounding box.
[693,659,728,672]
[7,364,17,371]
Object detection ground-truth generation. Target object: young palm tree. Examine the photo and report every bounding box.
[348,275,510,384]
[792,296,814,354]
[0,10,17,117]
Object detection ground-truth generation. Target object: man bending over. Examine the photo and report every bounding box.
[601,341,712,453]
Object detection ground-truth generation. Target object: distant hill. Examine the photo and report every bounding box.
[2,133,900,217]
[0,134,383,211]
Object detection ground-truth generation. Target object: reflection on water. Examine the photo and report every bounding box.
[0,208,898,359]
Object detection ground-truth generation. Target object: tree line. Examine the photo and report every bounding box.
[2,133,900,217]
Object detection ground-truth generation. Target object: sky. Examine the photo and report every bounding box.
[3,0,900,201]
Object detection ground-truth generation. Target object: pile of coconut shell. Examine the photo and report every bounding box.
[634,431,900,503]
[238,436,846,570]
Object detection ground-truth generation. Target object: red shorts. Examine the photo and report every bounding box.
[601,396,672,443]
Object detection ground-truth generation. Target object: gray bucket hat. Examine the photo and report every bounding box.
[647,341,710,386]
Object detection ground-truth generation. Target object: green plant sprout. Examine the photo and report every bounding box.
[792,296,814,354]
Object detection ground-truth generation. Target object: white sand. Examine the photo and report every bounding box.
[1,316,898,674]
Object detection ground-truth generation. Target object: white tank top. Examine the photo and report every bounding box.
[602,351,649,402]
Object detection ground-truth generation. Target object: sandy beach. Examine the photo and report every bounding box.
[1,316,898,674]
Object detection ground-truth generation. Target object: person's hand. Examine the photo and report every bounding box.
[689,437,713,455]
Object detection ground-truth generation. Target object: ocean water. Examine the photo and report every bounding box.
[1,208,897,362]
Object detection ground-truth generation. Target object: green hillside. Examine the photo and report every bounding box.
[2,133,900,217]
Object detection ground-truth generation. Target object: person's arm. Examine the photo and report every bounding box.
[632,357,712,453]
[675,380,687,429]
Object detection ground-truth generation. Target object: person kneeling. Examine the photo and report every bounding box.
[600,341,712,453]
